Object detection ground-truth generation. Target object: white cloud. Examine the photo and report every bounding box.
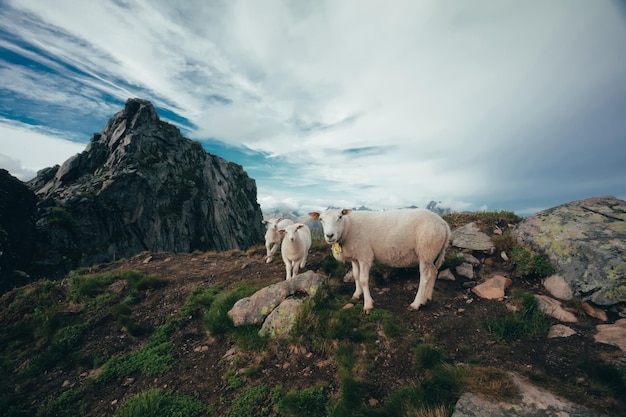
[1,0,625,213]
[0,120,86,181]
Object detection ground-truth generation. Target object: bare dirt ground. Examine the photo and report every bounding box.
[73,244,625,416]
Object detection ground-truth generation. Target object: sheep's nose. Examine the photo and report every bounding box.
[326,233,334,240]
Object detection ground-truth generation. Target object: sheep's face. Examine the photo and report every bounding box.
[311,209,351,244]
[279,224,305,242]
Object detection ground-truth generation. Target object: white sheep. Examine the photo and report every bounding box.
[278,223,312,280]
[309,208,450,313]
[262,217,294,263]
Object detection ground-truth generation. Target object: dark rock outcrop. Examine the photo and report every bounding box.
[0,169,38,292]
[27,98,264,278]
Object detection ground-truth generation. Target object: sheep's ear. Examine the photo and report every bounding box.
[278,229,285,235]
[308,212,320,221]
[341,208,352,216]
[296,224,304,230]
[277,217,282,221]
[262,220,268,224]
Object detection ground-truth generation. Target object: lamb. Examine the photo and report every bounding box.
[309,208,450,313]
[278,223,312,280]
[262,217,294,263]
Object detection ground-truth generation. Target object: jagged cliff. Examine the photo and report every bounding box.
[0,169,38,292]
[26,98,264,278]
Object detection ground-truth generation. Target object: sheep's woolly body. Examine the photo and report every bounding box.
[279,223,312,280]
[310,208,450,313]
[262,218,294,263]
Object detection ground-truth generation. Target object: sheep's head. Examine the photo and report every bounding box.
[309,209,351,244]
[279,223,306,242]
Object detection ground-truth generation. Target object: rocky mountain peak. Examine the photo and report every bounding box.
[25,98,264,278]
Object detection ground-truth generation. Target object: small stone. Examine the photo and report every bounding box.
[455,263,474,279]
[62,380,71,387]
[500,251,509,262]
[343,303,355,309]
[543,275,573,300]
[438,268,455,281]
[548,324,577,338]
[535,295,578,323]
[472,275,512,300]
[368,398,379,407]
[582,302,608,322]
[143,255,152,264]
[460,253,481,266]
[594,318,626,351]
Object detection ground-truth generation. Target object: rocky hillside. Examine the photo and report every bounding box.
[1,213,624,417]
[14,98,264,281]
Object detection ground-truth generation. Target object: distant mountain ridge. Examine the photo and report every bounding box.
[1,98,264,285]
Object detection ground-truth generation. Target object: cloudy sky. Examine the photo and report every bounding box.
[1,1,625,215]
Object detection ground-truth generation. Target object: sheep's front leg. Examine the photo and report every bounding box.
[409,262,436,310]
[266,242,278,263]
[357,261,375,314]
[285,260,293,280]
[292,260,301,278]
[351,261,363,300]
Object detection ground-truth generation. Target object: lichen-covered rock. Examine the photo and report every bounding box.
[259,298,303,338]
[27,98,264,277]
[228,271,325,326]
[514,196,626,306]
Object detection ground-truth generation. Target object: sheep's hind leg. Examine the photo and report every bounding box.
[426,263,438,301]
[409,262,436,310]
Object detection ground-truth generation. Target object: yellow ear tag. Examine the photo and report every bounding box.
[332,242,342,254]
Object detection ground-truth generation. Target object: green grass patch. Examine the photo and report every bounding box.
[442,210,523,231]
[320,254,347,279]
[69,270,168,303]
[414,344,447,373]
[510,246,556,278]
[200,283,269,351]
[456,365,519,402]
[274,385,329,417]
[178,285,221,318]
[37,388,88,417]
[114,388,211,417]
[577,357,626,399]
[483,290,549,342]
[225,384,272,417]
[96,324,176,384]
